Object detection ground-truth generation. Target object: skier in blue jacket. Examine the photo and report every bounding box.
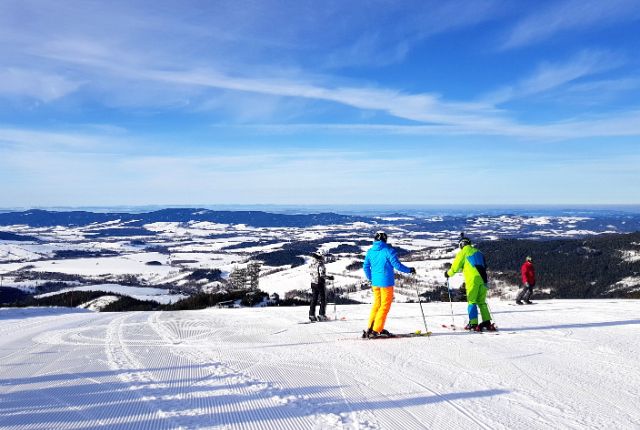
[363,231,415,338]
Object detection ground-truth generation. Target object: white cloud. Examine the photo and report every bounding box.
[483,50,623,105]
[502,0,640,49]
[0,126,128,151]
[322,0,503,68]
[27,31,638,140]
[566,77,640,95]
[0,1,639,144]
[0,68,82,102]
[223,108,640,140]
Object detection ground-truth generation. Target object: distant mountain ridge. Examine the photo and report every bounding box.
[0,208,371,228]
[1,208,639,238]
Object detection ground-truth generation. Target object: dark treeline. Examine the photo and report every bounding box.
[328,244,362,254]
[0,231,40,242]
[4,288,271,312]
[53,250,119,259]
[11,290,108,308]
[479,232,640,298]
[254,249,306,267]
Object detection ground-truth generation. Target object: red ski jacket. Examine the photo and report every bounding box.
[521,261,535,286]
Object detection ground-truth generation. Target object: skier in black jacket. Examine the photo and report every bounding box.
[309,250,333,321]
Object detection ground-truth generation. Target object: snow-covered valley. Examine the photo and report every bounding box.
[2,208,640,307]
[1,300,639,429]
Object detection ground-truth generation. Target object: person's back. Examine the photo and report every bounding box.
[362,231,414,338]
[449,244,487,289]
[308,251,329,321]
[521,260,535,286]
[517,256,535,305]
[446,235,494,331]
[364,241,405,287]
[309,257,325,284]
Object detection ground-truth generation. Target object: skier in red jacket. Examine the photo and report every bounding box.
[516,256,535,305]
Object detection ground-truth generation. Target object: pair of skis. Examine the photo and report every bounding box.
[442,323,514,335]
[298,316,347,325]
[362,329,432,340]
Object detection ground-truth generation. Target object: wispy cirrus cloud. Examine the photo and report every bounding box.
[502,0,640,49]
[11,43,640,141]
[482,50,624,105]
[0,0,502,73]
[322,0,504,68]
[218,108,640,141]
[0,68,82,102]
[0,126,130,151]
[130,65,640,139]
[25,38,508,130]
[1,0,639,142]
[568,77,640,93]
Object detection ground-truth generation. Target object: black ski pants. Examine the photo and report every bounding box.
[309,279,327,317]
[516,284,533,302]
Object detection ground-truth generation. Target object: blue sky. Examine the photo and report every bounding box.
[1,0,639,207]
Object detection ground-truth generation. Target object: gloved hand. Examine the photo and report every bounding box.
[409,267,416,274]
[444,271,450,279]
[524,282,529,288]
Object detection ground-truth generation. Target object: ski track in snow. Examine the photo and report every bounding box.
[1,300,639,429]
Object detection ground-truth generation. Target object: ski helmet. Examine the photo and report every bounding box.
[458,235,471,249]
[374,231,388,242]
[526,255,532,262]
[311,250,325,259]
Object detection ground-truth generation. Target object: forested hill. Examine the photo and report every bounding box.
[481,232,640,299]
[0,209,369,228]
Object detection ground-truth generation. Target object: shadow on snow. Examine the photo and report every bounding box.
[0,366,509,429]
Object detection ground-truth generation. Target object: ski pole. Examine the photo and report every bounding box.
[446,278,456,330]
[332,279,337,321]
[486,296,498,328]
[412,273,429,334]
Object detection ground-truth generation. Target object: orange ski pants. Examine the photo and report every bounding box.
[368,286,394,333]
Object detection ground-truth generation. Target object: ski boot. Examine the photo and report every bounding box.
[478,320,497,332]
[309,315,317,322]
[317,315,329,322]
[515,300,523,305]
[464,323,478,331]
[525,300,533,305]
[364,329,394,339]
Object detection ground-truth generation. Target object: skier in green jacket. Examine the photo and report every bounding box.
[445,235,496,331]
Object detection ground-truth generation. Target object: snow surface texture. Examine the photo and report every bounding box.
[1,300,639,429]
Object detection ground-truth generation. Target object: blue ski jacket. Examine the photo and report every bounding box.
[363,240,412,287]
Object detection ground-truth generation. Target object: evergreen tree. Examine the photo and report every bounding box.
[228,267,248,290]
[247,261,261,290]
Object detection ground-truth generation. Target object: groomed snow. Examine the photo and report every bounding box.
[1,300,638,429]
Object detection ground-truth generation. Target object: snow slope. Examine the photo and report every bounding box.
[1,300,639,429]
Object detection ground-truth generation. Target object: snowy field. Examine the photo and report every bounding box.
[1,300,639,429]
